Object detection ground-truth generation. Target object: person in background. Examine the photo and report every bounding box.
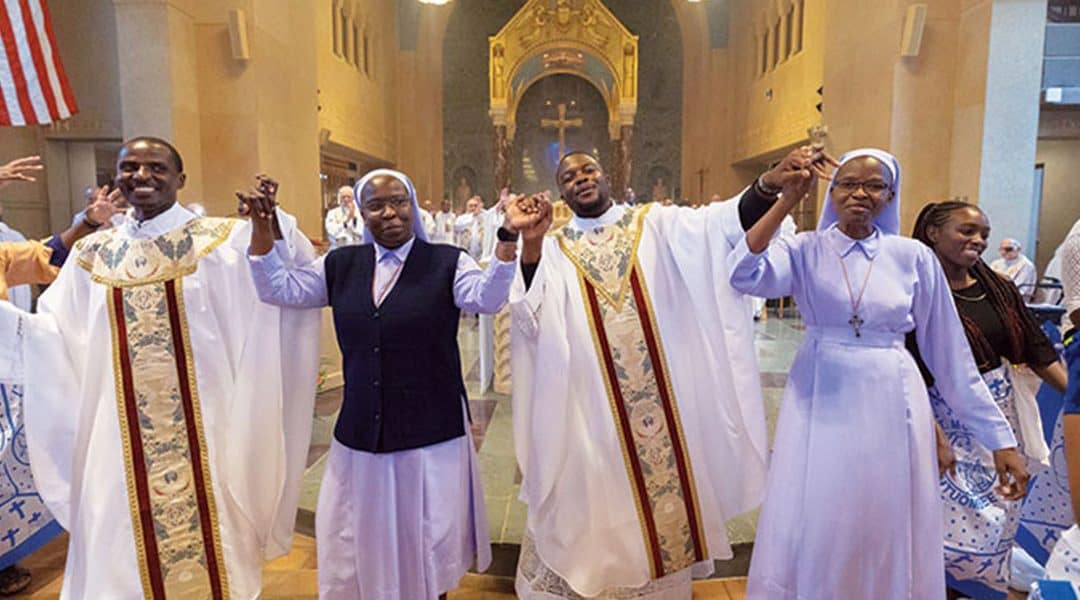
[0,155,119,596]
[992,238,1038,302]
[431,196,456,244]
[325,185,363,248]
[910,201,1066,599]
[0,202,31,312]
[1042,217,1080,583]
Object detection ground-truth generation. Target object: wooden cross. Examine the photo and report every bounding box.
[541,102,583,160]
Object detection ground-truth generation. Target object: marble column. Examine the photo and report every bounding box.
[494,125,512,191]
[609,136,624,201]
[617,125,634,201]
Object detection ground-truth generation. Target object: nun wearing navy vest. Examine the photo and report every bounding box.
[244,169,540,599]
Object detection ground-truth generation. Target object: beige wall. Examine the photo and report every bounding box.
[676,0,827,203]
[395,6,451,209]
[1035,139,1080,273]
[316,0,399,167]
[732,0,825,165]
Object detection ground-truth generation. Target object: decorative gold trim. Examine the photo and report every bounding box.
[172,278,231,598]
[76,217,237,288]
[489,0,639,139]
[576,269,657,578]
[632,261,708,558]
[106,288,156,598]
[555,203,652,311]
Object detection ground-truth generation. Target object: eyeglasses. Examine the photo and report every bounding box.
[361,197,411,213]
[831,180,891,195]
[1001,246,1016,252]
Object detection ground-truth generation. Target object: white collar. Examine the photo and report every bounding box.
[122,202,197,239]
[374,237,415,263]
[568,203,624,231]
[825,223,881,258]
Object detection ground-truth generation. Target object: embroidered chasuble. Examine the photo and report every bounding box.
[510,199,769,596]
[2,206,321,600]
[558,207,706,577]
[93,219,234,598]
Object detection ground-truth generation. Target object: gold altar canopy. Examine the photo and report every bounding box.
[488,0,639,197]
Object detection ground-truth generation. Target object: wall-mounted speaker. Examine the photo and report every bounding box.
[228,9,250,61]
[900,4,927,58]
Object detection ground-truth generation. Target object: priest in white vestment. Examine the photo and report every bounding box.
[509,148,828,598]
[325,185,364,248]
[4,138,321,600]
[455,195,501,261]
[432,198,457,244]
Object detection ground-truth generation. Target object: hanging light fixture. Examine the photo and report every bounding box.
[418,0,451,5]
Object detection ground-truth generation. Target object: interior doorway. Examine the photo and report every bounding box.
[44,139,122,232]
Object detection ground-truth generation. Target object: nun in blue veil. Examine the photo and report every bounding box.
[726,148,1029,599]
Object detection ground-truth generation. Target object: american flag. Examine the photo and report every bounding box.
[0,0,76,126]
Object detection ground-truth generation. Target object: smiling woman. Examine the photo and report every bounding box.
[908,201,1066,598]
[728,148,1028,599]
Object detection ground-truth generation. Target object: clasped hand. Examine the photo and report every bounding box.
[236,174,279,224]
[761,143,840,206]
[502,188,553,242]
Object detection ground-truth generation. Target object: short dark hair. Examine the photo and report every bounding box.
[121,136,184,173]
[556,150,600,176]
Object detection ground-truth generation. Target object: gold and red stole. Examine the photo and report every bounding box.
[76,218,236,599]
[555,205,708,579]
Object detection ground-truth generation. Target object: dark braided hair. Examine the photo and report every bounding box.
[912,201,1042,370]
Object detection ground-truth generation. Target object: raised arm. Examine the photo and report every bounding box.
[514,192,553,291]
[242,175,329,309]
[738,143,835,234]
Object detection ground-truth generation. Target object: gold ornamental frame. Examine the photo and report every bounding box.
[489,0,639,141]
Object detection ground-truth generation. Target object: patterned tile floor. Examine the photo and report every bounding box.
[12,533,751,598]
[13,307,802,597]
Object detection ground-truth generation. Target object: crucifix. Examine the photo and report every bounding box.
[848,313,864,338]
[541,102,583,159]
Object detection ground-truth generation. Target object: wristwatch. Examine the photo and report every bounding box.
[82,214,104,229]
[497,226,519,242]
